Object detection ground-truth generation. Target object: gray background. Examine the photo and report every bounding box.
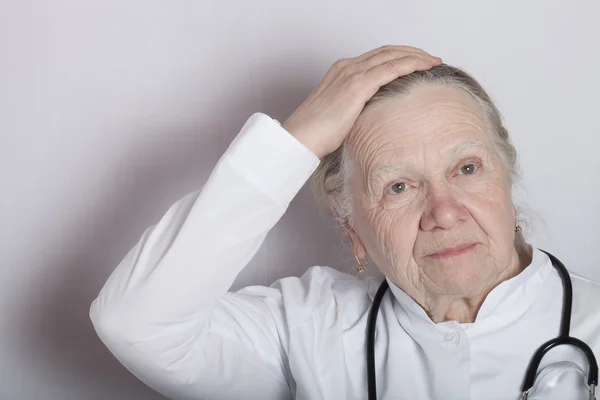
[1,1,599,399]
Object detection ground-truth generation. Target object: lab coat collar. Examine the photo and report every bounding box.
[385,247,553,336]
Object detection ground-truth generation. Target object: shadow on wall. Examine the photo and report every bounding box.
[20,55,347,399]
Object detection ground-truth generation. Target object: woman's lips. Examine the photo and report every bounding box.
[428,243,478,259]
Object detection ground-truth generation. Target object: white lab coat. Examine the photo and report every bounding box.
[90,113,600,400]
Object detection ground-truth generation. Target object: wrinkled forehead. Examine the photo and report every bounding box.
[348,84,494,171]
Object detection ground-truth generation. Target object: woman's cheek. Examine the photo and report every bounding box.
[473,180,511,212]
[372,209,418,260]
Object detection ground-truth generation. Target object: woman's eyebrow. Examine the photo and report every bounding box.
[451,140,487,155]
[372,161,414,175]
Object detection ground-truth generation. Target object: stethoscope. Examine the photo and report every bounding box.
[365,249,599,400]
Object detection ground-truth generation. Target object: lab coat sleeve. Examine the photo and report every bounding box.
[89,113,321,400]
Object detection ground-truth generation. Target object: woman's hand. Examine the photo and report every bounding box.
[282,45,442,159]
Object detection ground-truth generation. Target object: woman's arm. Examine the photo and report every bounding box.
[90,113,320,399]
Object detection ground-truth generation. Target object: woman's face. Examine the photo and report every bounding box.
[347,84,518,299]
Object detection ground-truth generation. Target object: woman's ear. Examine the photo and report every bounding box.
[330,204,367,258]
[345,224,367,259]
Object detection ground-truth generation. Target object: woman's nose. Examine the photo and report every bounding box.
[419,187,469,232]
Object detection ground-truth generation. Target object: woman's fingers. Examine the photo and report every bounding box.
[363,54,441,88]
[327,46,436,78]
[353,45,433,62]
[315,46,440,98]
[357,48,440,72]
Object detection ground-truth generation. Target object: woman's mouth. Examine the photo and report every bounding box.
[428,243,478,259]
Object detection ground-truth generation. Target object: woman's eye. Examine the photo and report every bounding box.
[388,182,407,194]
[459,163,478,175]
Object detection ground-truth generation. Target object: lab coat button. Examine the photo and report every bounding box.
[445,330,460,347]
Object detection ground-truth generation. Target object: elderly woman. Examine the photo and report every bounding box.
[91,46,600,400]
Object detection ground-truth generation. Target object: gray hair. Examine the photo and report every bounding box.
[310,63,530,260]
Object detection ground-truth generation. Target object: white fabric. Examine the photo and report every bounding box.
[90,113,600,400]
